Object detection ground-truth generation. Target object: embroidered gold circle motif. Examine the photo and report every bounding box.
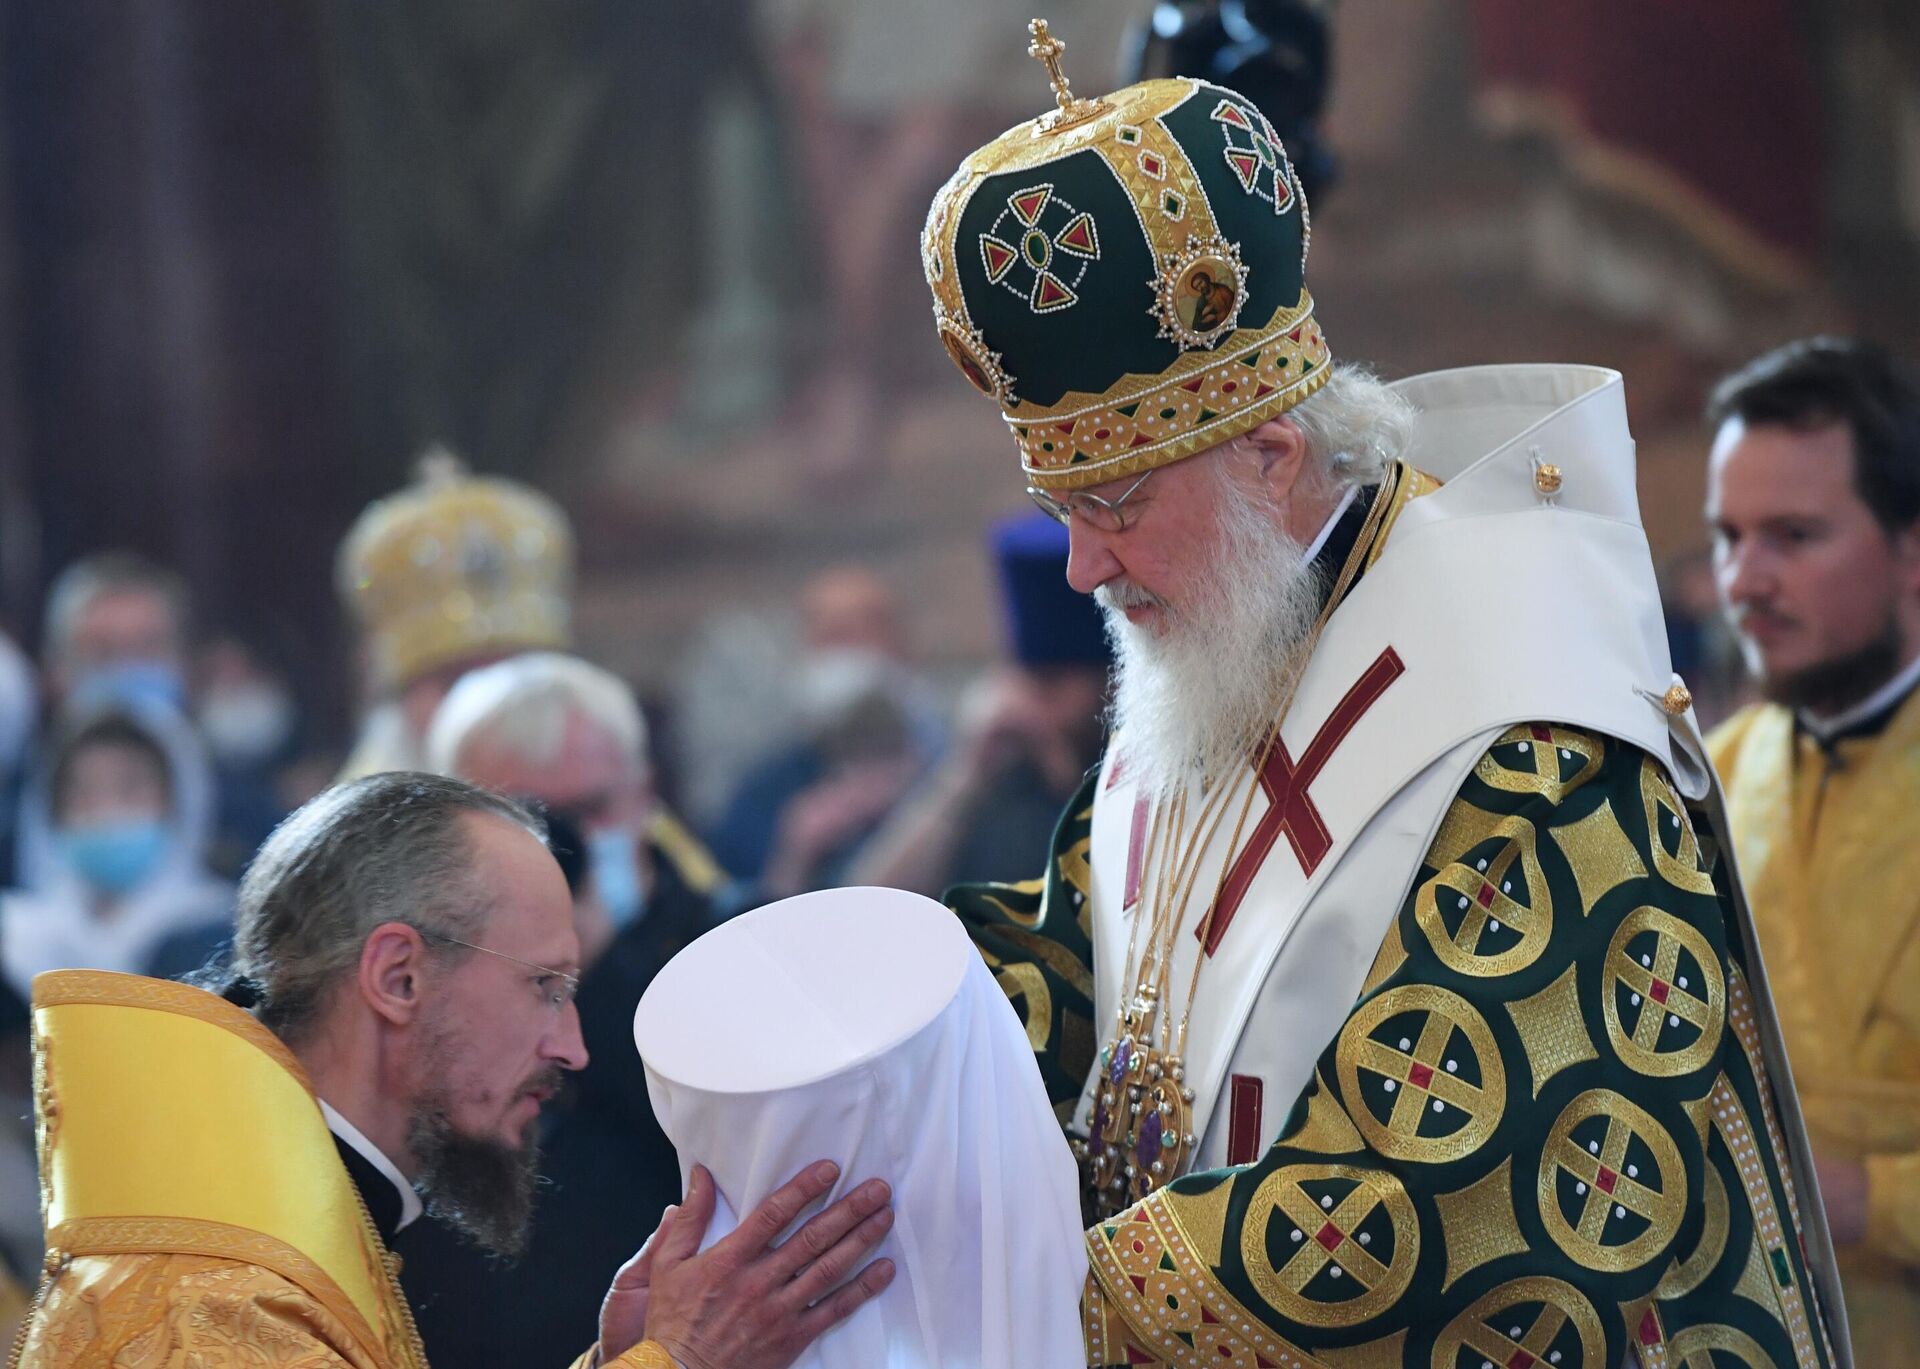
[1239,1162,1417,1329]
[1668,1323,1778,1368]
[1432,1276,1605,1369]
[1416,824,1552,979]
[1335,985,1505,1163]
[1474,725,1603,803]
[1539,1089,1686,1272]
[1151,234,1248,350]
[1603,907,1725,1077]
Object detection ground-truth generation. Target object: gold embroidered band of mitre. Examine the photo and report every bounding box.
[1012,288,1331,491]
[31,970,412,1367]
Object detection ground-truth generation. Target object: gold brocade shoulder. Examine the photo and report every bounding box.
[40,1217,403,1367]
[18,1250,393,1369]
[29,970,421,1369]
[33,970,313,1088]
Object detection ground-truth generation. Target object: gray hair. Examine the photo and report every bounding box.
[424,651,648,777]
[44,552,190,661]
[233,772,543,1044]
[1283,362,1418,491]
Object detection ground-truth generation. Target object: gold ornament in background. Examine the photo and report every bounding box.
[336,447,575,692]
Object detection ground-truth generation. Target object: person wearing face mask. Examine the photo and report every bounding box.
[21,552,278,885]
[0,710,234,996]
[395,651,731,1365]
[40,552,193,718]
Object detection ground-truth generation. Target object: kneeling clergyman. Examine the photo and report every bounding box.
[933,22,1853,1367]
[13,774,891,1368]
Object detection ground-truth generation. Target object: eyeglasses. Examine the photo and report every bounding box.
[417,928,581,1011]
[1027,468,1156,533]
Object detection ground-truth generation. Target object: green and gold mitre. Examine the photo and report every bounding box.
[923,20,1329,492]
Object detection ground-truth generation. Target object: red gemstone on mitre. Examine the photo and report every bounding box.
[1529,724,1553,742]
[1650,979,1671,1004]
[1181,377,1206,393]
[1639,1310,1662,1345]
[1477,883,1496,908]
[981,238,1017,280]
[1200,1307,1220,1324]
[1407,1062,1434,1090]
[1507,1352,1536,1369]
[1126,1346,1156,1364]
[1314,1221,1342,1252]
[1596,1167,1618,1194]
[1034,274,1075,309]
[1058,214,1098,254]
[1141,153,1164,176]
[1227,152,1260,189]
[1214,102,1252,130]
[1011,188,1051,224]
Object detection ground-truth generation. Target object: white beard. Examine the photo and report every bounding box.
[1098,483,1327,799]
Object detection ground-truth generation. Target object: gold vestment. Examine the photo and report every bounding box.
[13,971,649,1368]
[1713,688,1920,1363]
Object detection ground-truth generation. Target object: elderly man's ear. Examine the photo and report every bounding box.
[1241,418,1309,493]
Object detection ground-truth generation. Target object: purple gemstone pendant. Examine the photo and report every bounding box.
[1136,1110,1164,1169]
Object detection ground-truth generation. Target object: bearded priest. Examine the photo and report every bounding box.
[15,774,893,1369]
[934,22,1853,1368]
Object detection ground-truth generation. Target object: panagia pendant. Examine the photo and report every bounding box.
[1086,1034,1198,1220]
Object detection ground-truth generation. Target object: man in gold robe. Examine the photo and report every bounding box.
[15,773,893,1367]
[1707,337,1920,1361]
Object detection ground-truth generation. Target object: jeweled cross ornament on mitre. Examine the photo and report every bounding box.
[1027,18,1109,135]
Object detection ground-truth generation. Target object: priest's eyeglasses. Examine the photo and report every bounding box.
[1027,468,1155,533]
[417,928,581,1011]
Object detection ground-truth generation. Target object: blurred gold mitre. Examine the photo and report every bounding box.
[336,448,575,692]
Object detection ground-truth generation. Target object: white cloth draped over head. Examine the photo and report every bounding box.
[635,886,1086,1369]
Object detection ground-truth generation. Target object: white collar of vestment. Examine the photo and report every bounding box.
[320,1098,423,1231]
[1798,650,1920,742]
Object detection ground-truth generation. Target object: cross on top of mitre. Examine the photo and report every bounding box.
[1027,18,1109,134]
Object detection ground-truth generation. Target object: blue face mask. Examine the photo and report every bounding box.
[587,827,647,930]
[71,660,187,714]
[56,819,172,895]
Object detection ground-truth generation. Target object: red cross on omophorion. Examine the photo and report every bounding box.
[1201,647,1406,956]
